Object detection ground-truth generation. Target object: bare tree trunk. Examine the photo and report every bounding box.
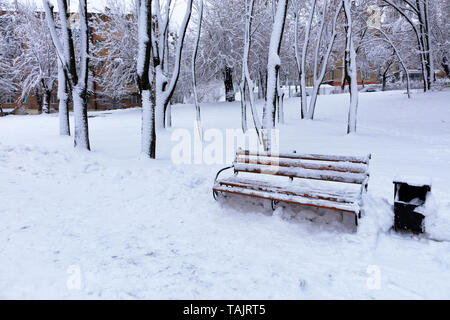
[287,77,291,98]
[278,93,285,124]
[192,0,203,138]
[239,5,248,134]
[43,0,91,150]
[416,0,430,90]
[341,33,350,93]
[294,11,304,119]
[343,0,358,134]
[241,0,263,143]
[276,72,285,124]
[375,27,411,98]
[153,0,193,129]
[137,0,155,158]
[166,103,172,127]
[383,0,429,92]
[442,56,450,78]
[305,1,342,120]
[239,81,248,133]
[162,26,172,129]
[72,86,90,150]
[258,71,264,99]
[299,0,316,118]
[381,62,392,91]
[259,68,267,100]
[423,0,435,87]
[43,89,51,114]
[35,88,43,114]
[262,0,288,152]
[164,103,171,128]
[313,0,326,85]
[73,0,90,150]
[58,60,70,135]
[223,66,235,102]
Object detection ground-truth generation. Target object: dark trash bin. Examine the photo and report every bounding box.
[393,177,431,233]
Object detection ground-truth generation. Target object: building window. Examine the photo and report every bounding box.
[129,94,138,105]
[22,95,28,104]
[2,95,14,104]
[50,94,57,104]
[99,95,107,105]
[410,72,423,81]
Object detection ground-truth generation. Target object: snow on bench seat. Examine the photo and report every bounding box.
[217,176,360,203]
[236,154,368,173]
[213,149,371,225]
[237,149,370,164]
[215,176,361,213]
[233,162,368,184]
[214,184,359,213]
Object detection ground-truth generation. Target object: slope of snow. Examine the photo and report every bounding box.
[0,89,449,299]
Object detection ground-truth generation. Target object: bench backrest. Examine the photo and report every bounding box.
[233,149,370,185]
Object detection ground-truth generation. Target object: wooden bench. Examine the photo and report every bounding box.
[213,149,371,226]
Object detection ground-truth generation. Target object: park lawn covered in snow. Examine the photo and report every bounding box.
[1,89,450,299]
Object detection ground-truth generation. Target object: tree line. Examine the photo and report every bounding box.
[0,0,448,157]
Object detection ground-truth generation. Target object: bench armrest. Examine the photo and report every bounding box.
[214,165,234,184]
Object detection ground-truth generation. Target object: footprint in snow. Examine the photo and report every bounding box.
[298,279,307,290]
[188,176,206,187]
[83,162,102,174]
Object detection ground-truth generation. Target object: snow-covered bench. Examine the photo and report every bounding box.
[213,149,371,226]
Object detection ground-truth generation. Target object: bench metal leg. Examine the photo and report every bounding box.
[271,200,279,211]
[355,214,358,226]
[358,211,362,219]
[213,190,219,201]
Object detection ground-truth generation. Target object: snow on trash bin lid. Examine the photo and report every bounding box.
[393,175,432,188]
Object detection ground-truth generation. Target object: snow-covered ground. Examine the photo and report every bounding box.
[1,89,449,299]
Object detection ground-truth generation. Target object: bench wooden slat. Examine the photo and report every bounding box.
[236,154,368,174]
[237,149,370,164]
[213,184,359,214]
[213,149,370,225]
[233,162,367,184]
[217,178,358,204]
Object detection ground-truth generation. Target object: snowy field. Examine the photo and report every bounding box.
[1,89,450,299]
